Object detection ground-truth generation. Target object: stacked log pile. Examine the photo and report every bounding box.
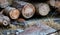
[0,0,58,19]
[0,0,60,35]
[12,1,35,18]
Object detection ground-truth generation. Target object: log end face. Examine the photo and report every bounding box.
[22,3,35,18]
[9,9,20,19]
[39,3,50,16]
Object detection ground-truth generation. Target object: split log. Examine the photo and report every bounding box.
[0,14,10,26]
[0,0,9,8]
[12,1,35,19]
[3,6,20,19]
[34,3,50,16]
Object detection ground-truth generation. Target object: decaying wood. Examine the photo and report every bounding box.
[12,1,35,19]
[3,6,20,19]
[0,0,9,8]
[34,3,50,16]
[0,14,10,26]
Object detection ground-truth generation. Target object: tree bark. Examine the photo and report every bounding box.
[3,6,20,19]
[12,1,35,19]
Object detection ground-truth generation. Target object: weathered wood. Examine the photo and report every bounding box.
[3,6,20,19]
[12,1,35,19]
[34,3,50,16]
[0,0,9,8]
[0,14,10,26]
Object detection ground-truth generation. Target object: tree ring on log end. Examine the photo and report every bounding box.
[22,3,35,18]
[38,3,50,16]
[9,9,20,19]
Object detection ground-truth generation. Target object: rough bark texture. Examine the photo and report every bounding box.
[34,3,50,16]
[3,6,20,19]
[0,0,9,8]
[12,1,35,19]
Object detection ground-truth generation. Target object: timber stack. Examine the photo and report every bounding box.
[12,1,35,19]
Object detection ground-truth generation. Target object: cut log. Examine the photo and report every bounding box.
[3,6,20,19]
[48,0,60,8]
[48,0,60,12]
[34,3,50,16]
[12,1,35,19]
[0,0,9,8]
[0,14,10,26]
